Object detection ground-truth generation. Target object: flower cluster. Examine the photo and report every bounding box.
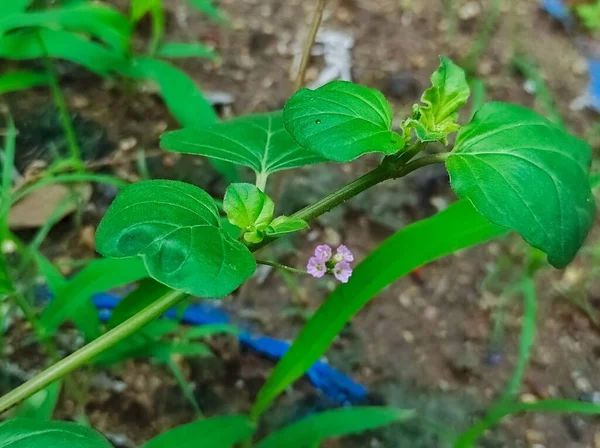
[306,244,354,283]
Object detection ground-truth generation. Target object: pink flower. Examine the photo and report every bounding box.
[314,244,332,262]
[333,261,352,283]
[334,245,354,262]
[307,256,327,278]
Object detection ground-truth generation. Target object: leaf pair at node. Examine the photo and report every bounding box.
[224,183,307,244]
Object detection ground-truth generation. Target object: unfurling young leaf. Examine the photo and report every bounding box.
[265,216,308,237]
[224,183,274,230]
[283,81,405,162]
[403,57,470,143]
[95,180,256,298]
[161,111,325,185]
[446,102,596,268]
[223,184,308,243]
[224,183,274,243]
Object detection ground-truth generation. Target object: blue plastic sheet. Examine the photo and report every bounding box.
[91,293,367,405]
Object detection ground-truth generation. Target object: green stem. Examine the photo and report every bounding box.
[0,289,185,413]
[255,172,268,191]
[0,142,448,413]
[12,291,90,424]
[256,260,308,275]
[37,33,83,169]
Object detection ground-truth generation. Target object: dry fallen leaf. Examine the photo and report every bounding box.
[8,183,92,229]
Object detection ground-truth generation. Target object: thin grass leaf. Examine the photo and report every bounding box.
[183,324,239,340]
[251,200,507,419]
[0,28,130,76]
[256,407,414,448]
[0,0,32,16]
[11,173,126,205]
[0,4,132,51]
[186,0,228,23]
[142,415,255,448]
[40,257,150,336]
[0,71,49,94]
[126,57,216,127]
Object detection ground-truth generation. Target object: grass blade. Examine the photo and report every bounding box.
[141,415,255,448]
[251,200,507,419]
[0,71,49,94]
[256,407,414,448]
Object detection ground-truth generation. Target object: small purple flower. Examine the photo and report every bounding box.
[307,256,327,278]
[314,244,332,262]
[333,261,352,283]
[334,245,354,262]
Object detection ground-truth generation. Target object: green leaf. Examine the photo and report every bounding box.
[186,0,228,23]
[13,382,61,421]
[404,57,470,143]
[161,111,325,181]
[283,81,405,162]
[0,0,32,16]
[40,257,149,337]
[265,216,308,236]
[224,183,274,231]
[256,407,414,448]
[131,0,161,21]
[157,42,218,60]
[142,415,255,448]
[183,324,239,340]
[126,57,217,128]
[107,279,171,329]
[0,4,132,51]
[95,180,256,298]
[251,200,507,419]
[0,418,111,447]
[0,71,49,94]
[93,320,177,365]
[0,29,130,76]
[446,102,596,268]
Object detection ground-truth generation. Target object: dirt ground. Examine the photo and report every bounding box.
[4,0,600,447]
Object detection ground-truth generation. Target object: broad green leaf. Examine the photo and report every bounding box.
[224,183,274,231]
[186,0,228,23]
[161,111,325,180]
[0,71,49,95]
[0,0,32,16]
[14,382,61,421]
[126,57,217,128]
[0,418,111,448]
[95,180,256,298]
[142,415,255,448]
[404,57,470,143]
[107,279,171,329]
[283,81,405,162]
[0,29,130,76]
[40,257,149,336]
[265,216,308,236]
[446,102,595,268]
[251,200,507,419]
[0,4,132,51]
[256,407,414,448]
[157,42,218,60]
